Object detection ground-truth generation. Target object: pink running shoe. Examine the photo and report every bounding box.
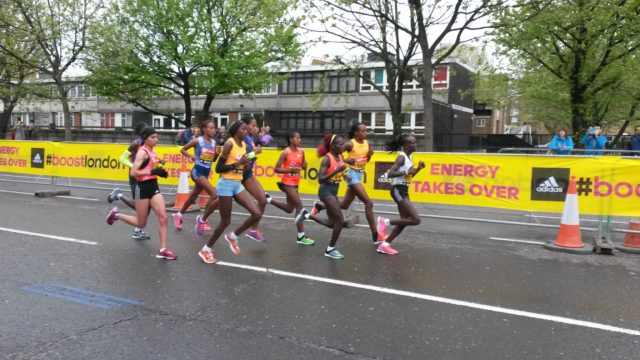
[106,207,119,225]
[203,220,212,231]
[225,233,241,255]
[156,248,177,260]
[198,249,217,264]
[246,229,267,243]
[374,233,389,246]
[171,213,183,230]
[376,243,398,255]
[195,215,206,236]
[376,216,388,237]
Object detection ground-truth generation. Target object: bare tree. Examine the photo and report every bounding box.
[0,0,103,141]
[306,0,419,137]
[408,0,504,150]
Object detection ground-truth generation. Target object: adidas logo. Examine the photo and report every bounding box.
[536,176,564,193]
[32,153,42,164]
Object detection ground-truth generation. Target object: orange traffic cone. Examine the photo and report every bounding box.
[616,218,640,254]
[544,177,592,254]
[167,171,199,213]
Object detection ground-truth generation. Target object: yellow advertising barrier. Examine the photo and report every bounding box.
[2,140,639,216]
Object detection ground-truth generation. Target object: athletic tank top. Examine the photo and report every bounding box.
[326,153,345,183]
[135,147,159,182]
[194,136,217,170]
[392,152,413,186]
[221,138,246,181]
[281,147,303,186]
[347,139,369,170]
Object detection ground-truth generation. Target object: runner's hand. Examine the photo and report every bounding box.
[150,168,169,178]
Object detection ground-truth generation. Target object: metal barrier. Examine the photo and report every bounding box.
[498,147,640,156]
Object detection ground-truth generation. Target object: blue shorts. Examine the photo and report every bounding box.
[216,177,244,197]
[191,166,211,182]
[346,169,363,186]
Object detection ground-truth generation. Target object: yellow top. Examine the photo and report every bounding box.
[347,139,369,170]
[221,138,246,181]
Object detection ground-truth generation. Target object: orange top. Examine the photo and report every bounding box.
[135,148,159,182]
[281,147,304,186]
[326,153,345,183]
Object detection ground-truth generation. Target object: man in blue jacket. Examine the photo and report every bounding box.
[581,126,607,155]
[549,127,573,155]
[627,126,640,155]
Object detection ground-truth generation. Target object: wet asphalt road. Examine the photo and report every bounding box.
[1,176,639,359]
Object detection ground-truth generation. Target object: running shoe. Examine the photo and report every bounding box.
[195,215,206,236]
[198,248,217,264]
[107,188,121,204]
[324,248,344,259]
[344,215,360,228]
[225,233,241,255]
[106,207,119,225]
[295,209,309,225]
[296,235,315,246]
[156,248,177,260]
[203,220,212,231]
[265,193,272,204]
[246,229,267,243]
[376,243,398,255]
[310,201,322,217]
[376,216,389,237]
[171,213,183,230]
[132,229,150,240]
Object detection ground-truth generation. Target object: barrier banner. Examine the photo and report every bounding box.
[1,140,639,216]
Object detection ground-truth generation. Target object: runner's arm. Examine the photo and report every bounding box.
[180,138,199,161]
[386,155,406,178]
[274,151,290,174]
[118,150,133,168]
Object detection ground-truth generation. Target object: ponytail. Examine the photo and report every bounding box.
[386,134,410,152]
[317,133,335,157]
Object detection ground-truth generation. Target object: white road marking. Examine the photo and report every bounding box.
[217,261,640,336]
[0,227,98,245]
[525,214,626,225]
[58,196,99,201]
[489,237,546,245]
[0,189,33,195]
[0,189,99,201]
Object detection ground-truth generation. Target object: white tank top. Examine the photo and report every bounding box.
[392,152,413,186]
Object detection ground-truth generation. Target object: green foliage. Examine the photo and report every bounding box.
[494,0,640,135]
[85,0,302,126]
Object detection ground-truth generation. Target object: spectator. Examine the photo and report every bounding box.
[549,127,573,155]
[581,126,607,155]
[13,120,25,140]
[27,120,38,140]
[259,126,273,147]
[627,126,640,155]
[179,124,198,145]
[215,125,227,145]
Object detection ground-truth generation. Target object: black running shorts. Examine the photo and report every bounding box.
[134,179,161,200]
[390,185,409,203]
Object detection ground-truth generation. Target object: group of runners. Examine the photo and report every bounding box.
[105,117,424,264]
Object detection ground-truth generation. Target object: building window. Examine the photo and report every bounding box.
[101,112,115,128]
[278,111,345,132]
[324,71,357,93]
[432,66,449,90]
[55,112,64,127]
[281,72,319,94]
[360,69,386,92]
[476,117,487,128]
[402,113,411,127]
[374,113,387,133]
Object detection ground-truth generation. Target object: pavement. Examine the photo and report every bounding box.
[1,174,639,359]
